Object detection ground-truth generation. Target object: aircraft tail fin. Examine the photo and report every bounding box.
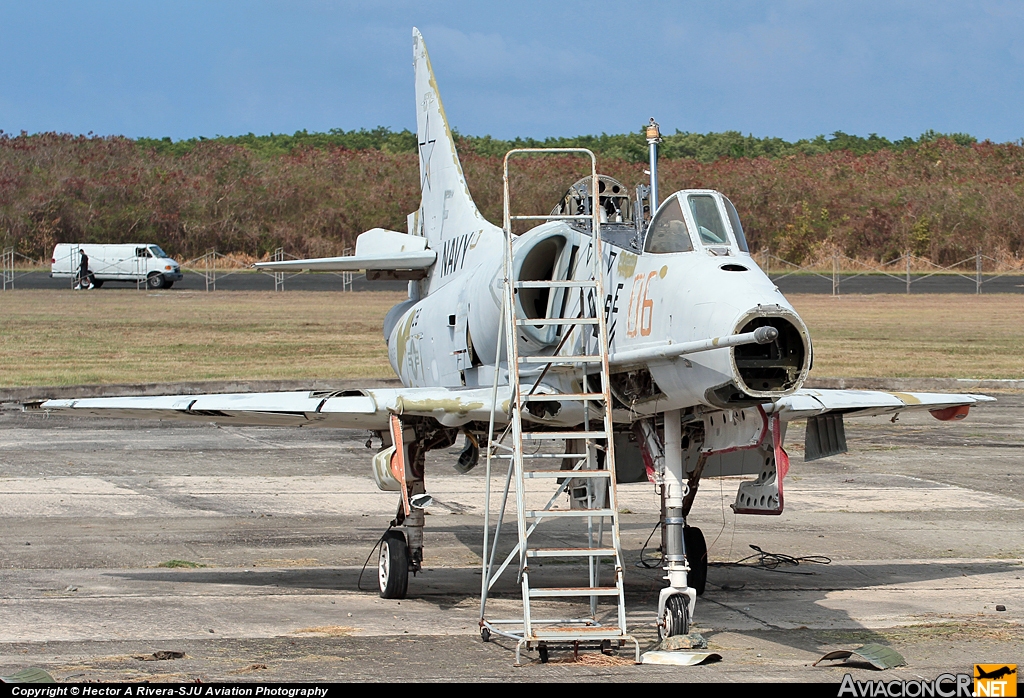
[412,28,488,245]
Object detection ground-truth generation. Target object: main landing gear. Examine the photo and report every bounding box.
[378,530,410,599]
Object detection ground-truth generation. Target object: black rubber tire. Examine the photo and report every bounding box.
[163,281,173,289]
[91,280,104,289]
[378,530,409,599]
[665,594,690,637]
[685,526,708,597]
[147,273,165,289]
[538,643,549,663]
[480,627,490,643]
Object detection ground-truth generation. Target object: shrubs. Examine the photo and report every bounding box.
[1,130,1022,267]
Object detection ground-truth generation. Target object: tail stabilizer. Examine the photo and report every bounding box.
[412,28,488,245]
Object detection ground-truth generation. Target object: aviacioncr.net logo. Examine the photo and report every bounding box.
[839,673,973,697]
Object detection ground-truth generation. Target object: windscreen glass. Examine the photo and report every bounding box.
[644,196,693,254]
[723,197,750,252]
[688,195,730,246]
[150,246,170,258]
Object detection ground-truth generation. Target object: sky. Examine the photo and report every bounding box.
[1,1,1023,142]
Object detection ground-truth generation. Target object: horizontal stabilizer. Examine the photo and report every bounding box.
[254,228,435,273]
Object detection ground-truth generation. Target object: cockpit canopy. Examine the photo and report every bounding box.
[645,190,749,256]
[548,178,749,256]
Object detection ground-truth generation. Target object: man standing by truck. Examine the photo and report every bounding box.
[75,250,94,290]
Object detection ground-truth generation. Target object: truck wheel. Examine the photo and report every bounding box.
[91,280,104,289]
[147,273,165,289]
[163,282,174,289]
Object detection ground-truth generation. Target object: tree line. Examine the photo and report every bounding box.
[1,128,1021,268]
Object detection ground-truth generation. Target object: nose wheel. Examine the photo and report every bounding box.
[662,594,690,638]
[378,530,410,599]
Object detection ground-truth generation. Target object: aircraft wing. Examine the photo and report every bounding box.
[39,386,507,430]
[771,388,995,421]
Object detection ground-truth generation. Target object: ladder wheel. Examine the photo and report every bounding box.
[665,594,690,637]
[684,526,708,597]
[538,643,549,663]
[378,530,409,599]
[480,627,491,643]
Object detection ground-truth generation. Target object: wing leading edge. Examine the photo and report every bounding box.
[770,388,995,421]
[40,386,510,430]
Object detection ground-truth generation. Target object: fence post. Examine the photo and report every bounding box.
[342,246,354,292]
[832,252,839,296]
[273,247,285,292]
[2,247,14,291]
[765,247,770,278]
[976,248,982,295]
[205,249,217,292]
[905,251,911,295]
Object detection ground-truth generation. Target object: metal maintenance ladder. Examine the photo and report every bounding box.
[479,148,638,664]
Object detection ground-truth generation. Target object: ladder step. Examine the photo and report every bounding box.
[526,548,617,558]
[525,508,616,518]
[523,469,612,478]
[519,355,603,364]
[528,587,620,598]
[516,317,599,326]
[522,392,604,402]
[521,431,607,440]
[515,280,597,289]
[510,214,593,221]
[522,453,588,460]
[528,627,628,641]
[494,453,589,460]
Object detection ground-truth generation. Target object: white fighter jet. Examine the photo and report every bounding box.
[40,28,992,640]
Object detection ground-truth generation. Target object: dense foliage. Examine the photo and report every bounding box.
[2,128,1022,267]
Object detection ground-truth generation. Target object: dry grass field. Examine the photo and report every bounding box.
[0,290,1021,387]
[789,294,1024,379]
[0,290,405,387]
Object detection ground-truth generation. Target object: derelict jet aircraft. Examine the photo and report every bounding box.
[40,28,992,653]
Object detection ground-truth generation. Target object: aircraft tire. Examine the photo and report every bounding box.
[378,530,409,599]
[685,526,708,596]
[665,594,690,637]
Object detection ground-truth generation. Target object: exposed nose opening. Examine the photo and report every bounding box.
[734,316,806,393]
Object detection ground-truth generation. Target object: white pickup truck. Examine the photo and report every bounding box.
[51,243,184,289]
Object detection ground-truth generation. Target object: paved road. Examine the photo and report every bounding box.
[1,395,1021,681]
[7,270,1024,293]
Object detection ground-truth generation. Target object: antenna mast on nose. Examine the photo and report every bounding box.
[646,118,662,210]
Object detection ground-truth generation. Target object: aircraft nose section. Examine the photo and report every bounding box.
[729,306,811,399]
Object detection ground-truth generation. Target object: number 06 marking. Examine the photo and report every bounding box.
[626,271,657,338]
